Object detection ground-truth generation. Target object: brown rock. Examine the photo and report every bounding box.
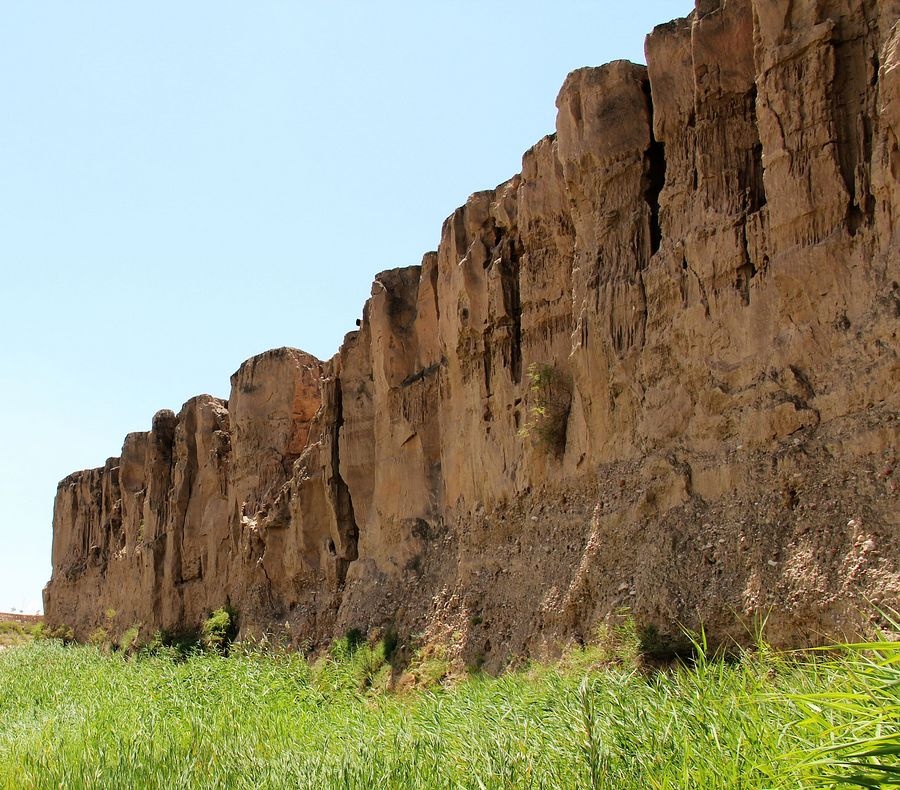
[45,0,900,663]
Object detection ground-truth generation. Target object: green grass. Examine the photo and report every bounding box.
[0,629,896,789]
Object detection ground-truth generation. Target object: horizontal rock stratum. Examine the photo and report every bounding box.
[45,0,900,666]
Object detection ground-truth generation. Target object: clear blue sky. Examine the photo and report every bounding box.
[0,1,692,613]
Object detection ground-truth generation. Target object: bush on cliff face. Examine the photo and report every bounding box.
[317,630,397,692]
[42,624,75,644]
[201,607,237,654]
[118,625,142,654]
[520,362,572,456]
[88,627,109,648]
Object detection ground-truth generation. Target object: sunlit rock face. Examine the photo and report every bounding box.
[46,0,900,668]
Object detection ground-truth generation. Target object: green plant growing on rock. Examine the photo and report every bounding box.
[201,607,237,654]
[520,362,572,456]
[88,627,109,651]
[408,643,452,687]
[118,624,142,654]
[317,631,398,693]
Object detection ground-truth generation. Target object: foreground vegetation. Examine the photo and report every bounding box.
[0,620,897,789]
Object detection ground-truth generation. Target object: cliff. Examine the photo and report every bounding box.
[45,0,900,666]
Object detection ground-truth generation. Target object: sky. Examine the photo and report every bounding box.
[0,1,693,614]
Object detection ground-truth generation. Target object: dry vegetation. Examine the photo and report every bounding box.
[0,613,43,649]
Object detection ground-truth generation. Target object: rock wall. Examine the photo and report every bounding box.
[46,0,900,666]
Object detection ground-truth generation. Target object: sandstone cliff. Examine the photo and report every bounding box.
[45,0,900,667]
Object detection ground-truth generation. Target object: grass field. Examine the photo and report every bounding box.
[0,623,896,789]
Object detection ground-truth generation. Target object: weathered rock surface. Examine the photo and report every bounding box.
[46,0,899,666]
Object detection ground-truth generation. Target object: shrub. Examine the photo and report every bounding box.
[118,624,141,654]
[520,362,572,456]
[0,621,28,648]
[88,627,109,650]
[352,641,391,691]
[201,607,237,654]
[144,630,165,653]
[42,624,75,644]
[140,630,190,661]
[0,621,24,637]
[408,644,452,688]
[321,631,394,692]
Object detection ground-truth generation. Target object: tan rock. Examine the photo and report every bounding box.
[46,0,899,662]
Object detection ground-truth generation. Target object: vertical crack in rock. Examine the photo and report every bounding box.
[830,2,878,234]
[147,410,177,529]
[147,409,178,620]
[499,236,523,385]
[171,402,199,588]
[482,335,492,396]
[331,377,359,587]
[737,225,758,307]
[483,220,524,393]
[641,78,666,259]
[745,88,768,213]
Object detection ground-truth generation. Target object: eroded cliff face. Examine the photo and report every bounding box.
[46,0,900,666]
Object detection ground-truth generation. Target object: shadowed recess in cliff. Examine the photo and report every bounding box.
[330,377,359,585]
[744,90,767,214]
[497,232,524,385]
[641,78,665,258]
[829,0,879,234]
